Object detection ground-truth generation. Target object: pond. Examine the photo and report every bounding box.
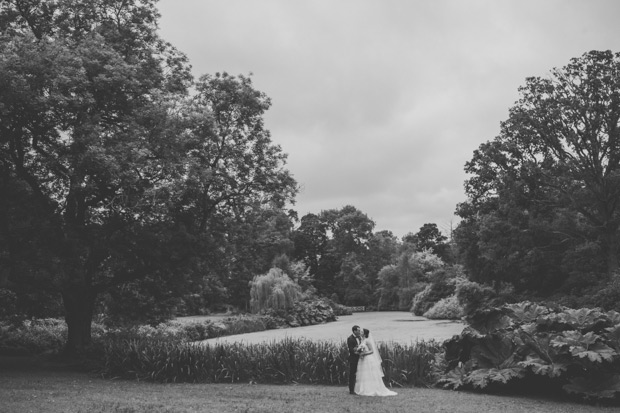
[195,311,465,345]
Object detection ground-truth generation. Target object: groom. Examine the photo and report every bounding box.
[347,325,363,394]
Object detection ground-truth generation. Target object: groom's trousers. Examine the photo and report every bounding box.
[348,356,359,393]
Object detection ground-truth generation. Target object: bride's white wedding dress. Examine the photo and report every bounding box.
[354,336,397,396]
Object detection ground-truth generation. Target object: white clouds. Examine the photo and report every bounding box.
[156,0,620,237]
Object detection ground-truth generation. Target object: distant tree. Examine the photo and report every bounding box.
[291,206,379,304]
[402,223,449,260]
[377,248,445,311]
[317,206,375,302]
[376,265,400,310]
[249,268,301,313]
[291,213,327,278]
[360,230,400,304]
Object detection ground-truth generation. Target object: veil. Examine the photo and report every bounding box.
[365,331,384,376]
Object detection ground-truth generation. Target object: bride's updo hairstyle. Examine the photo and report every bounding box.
[363,328,370,338]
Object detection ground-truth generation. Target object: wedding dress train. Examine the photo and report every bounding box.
[354,337,397,397]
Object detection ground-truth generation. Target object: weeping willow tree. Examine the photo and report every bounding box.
[249,268,301,313]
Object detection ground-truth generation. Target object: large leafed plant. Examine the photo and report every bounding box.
[439,301,620,403]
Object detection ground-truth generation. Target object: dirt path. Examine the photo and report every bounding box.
[199,311,465,345]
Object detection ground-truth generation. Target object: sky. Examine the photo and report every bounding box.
[156,0,620,238]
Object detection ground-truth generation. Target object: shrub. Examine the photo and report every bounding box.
[423,295,464,320]
[585,277,620,312]
[0,318,105,354]
[455,279,499,316]
[0,318,66,354]
[266,299,336,327]
[411,281,455,316]
[104,316,276,343]
[398,283,428,311]
[178,321,212,341]
[221,315,269,335]
[408,250,445,279]
[322,298,352,316]
[438,301,620,404]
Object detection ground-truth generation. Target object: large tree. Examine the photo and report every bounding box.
[402,223,450,261]
[291,206,375,303]
[0,0,296,352]
[456,50,620,294]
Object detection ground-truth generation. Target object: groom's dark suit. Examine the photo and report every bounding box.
[347,333,361,394]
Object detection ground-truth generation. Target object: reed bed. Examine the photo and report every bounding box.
[101,337,443,388]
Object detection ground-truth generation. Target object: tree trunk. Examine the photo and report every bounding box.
[62,287,97,355]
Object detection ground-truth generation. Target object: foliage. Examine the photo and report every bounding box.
[0,315,283,355]
[455,50,620,297]
[377,249,446,311]
[296,206,376,303]
[0,0,297,353]
[291,214,453,310]
[402,223,451,261]
[322,297,353,316]
[398,283,429,312]
[101,336,442,386]
[376,265,400,310]
[249,268,302,313]
[584,276,620,313]
[264,298,336,327]
[423,295,464,320]
[0,318,105,355]
[455,279,511,318]
[111,316,274,342]
[411,278,456,316]
[101,275,185,326]
[438,301,620,403]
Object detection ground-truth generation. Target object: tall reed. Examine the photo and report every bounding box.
[379,340,443,387]
[101,337,443,387]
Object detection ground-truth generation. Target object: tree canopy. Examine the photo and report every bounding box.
[455,50,620,295]
[0,0,297,352]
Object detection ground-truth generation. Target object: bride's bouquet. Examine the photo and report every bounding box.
[355,342,368,355]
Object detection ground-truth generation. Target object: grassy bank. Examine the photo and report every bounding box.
[1,356,618,413]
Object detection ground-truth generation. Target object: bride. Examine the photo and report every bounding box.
[354,328,397,396]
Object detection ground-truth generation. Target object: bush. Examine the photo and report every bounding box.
[423,295,463,320]
[455,279,499,316]
[0,318,66,354]
[0,318,105,355]
[266,299,336,327]
[323,297,352,316]
[584,276,620,312]
[411,281,455,316]
[398,283,428,311]
[104,315,277,343]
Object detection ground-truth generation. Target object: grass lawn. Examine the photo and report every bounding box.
[0,356,617,413]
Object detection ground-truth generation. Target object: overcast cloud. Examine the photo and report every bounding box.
[156,0,620,238]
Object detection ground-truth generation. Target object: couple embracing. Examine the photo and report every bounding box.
[347,325,397,396]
